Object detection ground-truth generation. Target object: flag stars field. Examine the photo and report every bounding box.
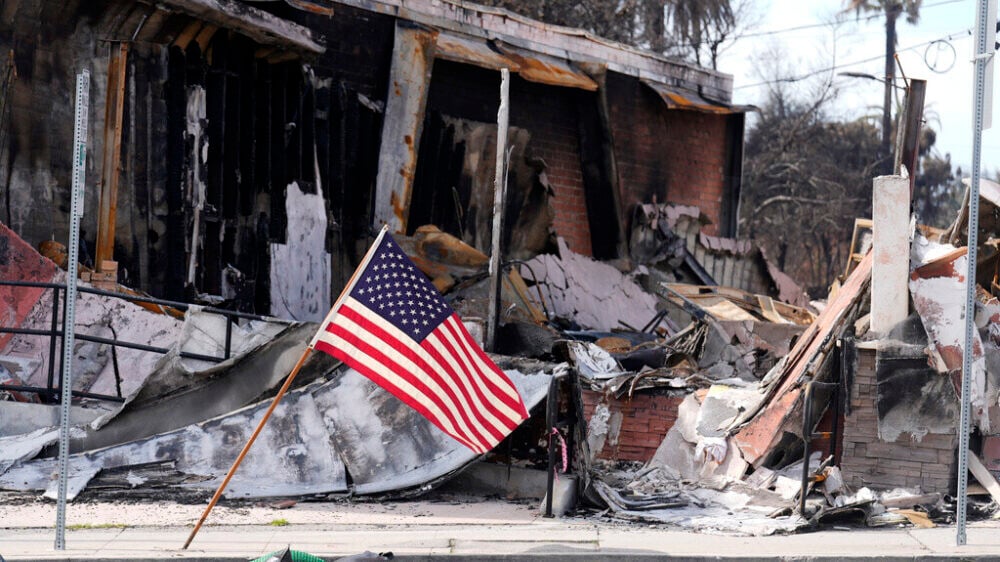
[309,229,530,454]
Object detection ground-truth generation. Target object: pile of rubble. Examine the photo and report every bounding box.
[6,189,1000,537]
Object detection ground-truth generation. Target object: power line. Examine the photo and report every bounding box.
[665,0,965,53]
[740,0,964,39]
[734,28,972,90]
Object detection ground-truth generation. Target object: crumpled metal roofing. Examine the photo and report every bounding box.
[641,79,753,114]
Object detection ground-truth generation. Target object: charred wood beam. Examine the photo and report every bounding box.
[331,0,729,100]
[894,78,926,195]
[165,46,189,301]
[149,0,325,54]
[373,22,437,233]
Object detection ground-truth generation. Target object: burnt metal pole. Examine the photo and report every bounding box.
[486,68,510,352]
[544,375,558,518]
[958,0,995,546]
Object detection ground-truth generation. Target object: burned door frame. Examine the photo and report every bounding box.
[372,22,438,234]
[577,65,627,260]
[406,56,626,261]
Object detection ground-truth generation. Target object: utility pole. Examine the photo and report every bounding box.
[882,3,902,175]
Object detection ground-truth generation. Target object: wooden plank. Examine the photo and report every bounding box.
[734,253,872,466]
[722,254,734,287]
[372,23,437,233]
[967,450,1000,505]
[159,0,324,53]
[95,42,129,271]
[194,23,219,52]
[503,269,546,324]
[173,20,204,49]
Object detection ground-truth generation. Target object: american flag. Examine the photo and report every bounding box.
[310,229,530,454]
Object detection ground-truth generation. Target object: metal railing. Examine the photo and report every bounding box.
[798,332,853,516]
[0,280,271,404]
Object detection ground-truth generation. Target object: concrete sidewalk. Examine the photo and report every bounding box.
[3,499,1000,560]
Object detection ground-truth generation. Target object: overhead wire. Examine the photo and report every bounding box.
[665,0,965,50]
[734,28,972,90]
[739,0,964,39]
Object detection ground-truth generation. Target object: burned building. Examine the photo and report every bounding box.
[0,0,748,320]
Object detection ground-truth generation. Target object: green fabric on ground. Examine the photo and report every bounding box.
[249,549,326,562]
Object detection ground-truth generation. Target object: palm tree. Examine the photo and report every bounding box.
[845,1,923,174]
[640,0,736,68]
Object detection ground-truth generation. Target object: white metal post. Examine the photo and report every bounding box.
[55,69,89,550]
[958,0,995,546]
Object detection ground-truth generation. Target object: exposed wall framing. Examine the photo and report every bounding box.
[163,32,318,309]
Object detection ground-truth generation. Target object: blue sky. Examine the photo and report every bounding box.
[717,0,989,172]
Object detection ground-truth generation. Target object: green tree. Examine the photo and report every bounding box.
[742,87,880,294]
[742,79,960,295]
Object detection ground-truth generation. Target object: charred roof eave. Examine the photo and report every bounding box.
[641,79,755,115]
[150,0,325,53]
[434,33,598,91]
[327,0,732,102]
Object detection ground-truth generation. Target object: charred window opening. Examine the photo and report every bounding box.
[164,31,316,310]
[412,61,557,260]
[721,113,745,238]
[409,111,467,238]
[409,111,554,260]
[576,89,623,260]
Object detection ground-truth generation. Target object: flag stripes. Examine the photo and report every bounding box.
[326,300,501,446]
[425,319,525,421]
[313,296,527,453]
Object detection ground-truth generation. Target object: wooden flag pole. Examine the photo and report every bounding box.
[183,225,390,550]
[182,347,311,549]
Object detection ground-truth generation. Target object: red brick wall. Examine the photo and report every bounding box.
[526,114,591,257]
[606,72,731,236]
[660,111,728,232]
[582,388,683,462]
